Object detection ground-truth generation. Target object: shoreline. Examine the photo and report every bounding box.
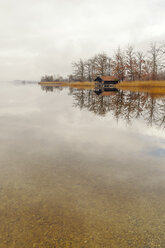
[39,80,165,88]
[39,81,165,95]
[116,80,165,88]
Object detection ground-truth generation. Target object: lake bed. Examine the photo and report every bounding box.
[0,82,165,247]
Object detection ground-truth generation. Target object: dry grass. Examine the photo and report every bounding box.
[39,81,95,90]
[70,81,95,86]
[116,80,165,88]
[39,81,70,87]
[116,81,165,98]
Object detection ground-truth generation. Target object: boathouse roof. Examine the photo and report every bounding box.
[94,76,118,82]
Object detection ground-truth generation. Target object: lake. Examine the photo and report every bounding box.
[1,82,165,247]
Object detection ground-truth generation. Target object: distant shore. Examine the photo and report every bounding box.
[39,80,165,88]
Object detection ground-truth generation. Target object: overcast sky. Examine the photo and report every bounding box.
[0,0,165,81]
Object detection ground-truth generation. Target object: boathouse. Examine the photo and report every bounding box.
[94,76,119,92]
[94,76,119,85]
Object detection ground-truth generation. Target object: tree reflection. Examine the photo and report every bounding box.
[41,85,165,128]
[71,88,165,128]
[41,85,64,93]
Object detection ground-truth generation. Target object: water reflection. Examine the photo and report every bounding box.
[41,85,165,128]
[1,82,165,247]
[41,85,64,92]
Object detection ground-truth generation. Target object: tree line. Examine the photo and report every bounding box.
[41,42,165,82]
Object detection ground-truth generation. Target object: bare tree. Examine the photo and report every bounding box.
[90,57,97,80]
[72,59,85,81]
[84,59,92,81]
[112,48,126,81]
[94,53,108,76]
[125,45,137,81]
[106,57,112,76]
[41,75,54,82]
[148,42,160,80]
[143,60,152,80]
[136,51,145,80]
[159,42,165,74]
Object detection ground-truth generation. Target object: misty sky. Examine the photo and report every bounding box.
[1,0,165,81]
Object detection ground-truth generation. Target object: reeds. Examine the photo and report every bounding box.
[39,81,95,89]
[116,80,165,88]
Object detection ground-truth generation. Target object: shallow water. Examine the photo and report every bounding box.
[1,82,165,247]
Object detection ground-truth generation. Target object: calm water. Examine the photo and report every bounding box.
[1,82,165,247]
